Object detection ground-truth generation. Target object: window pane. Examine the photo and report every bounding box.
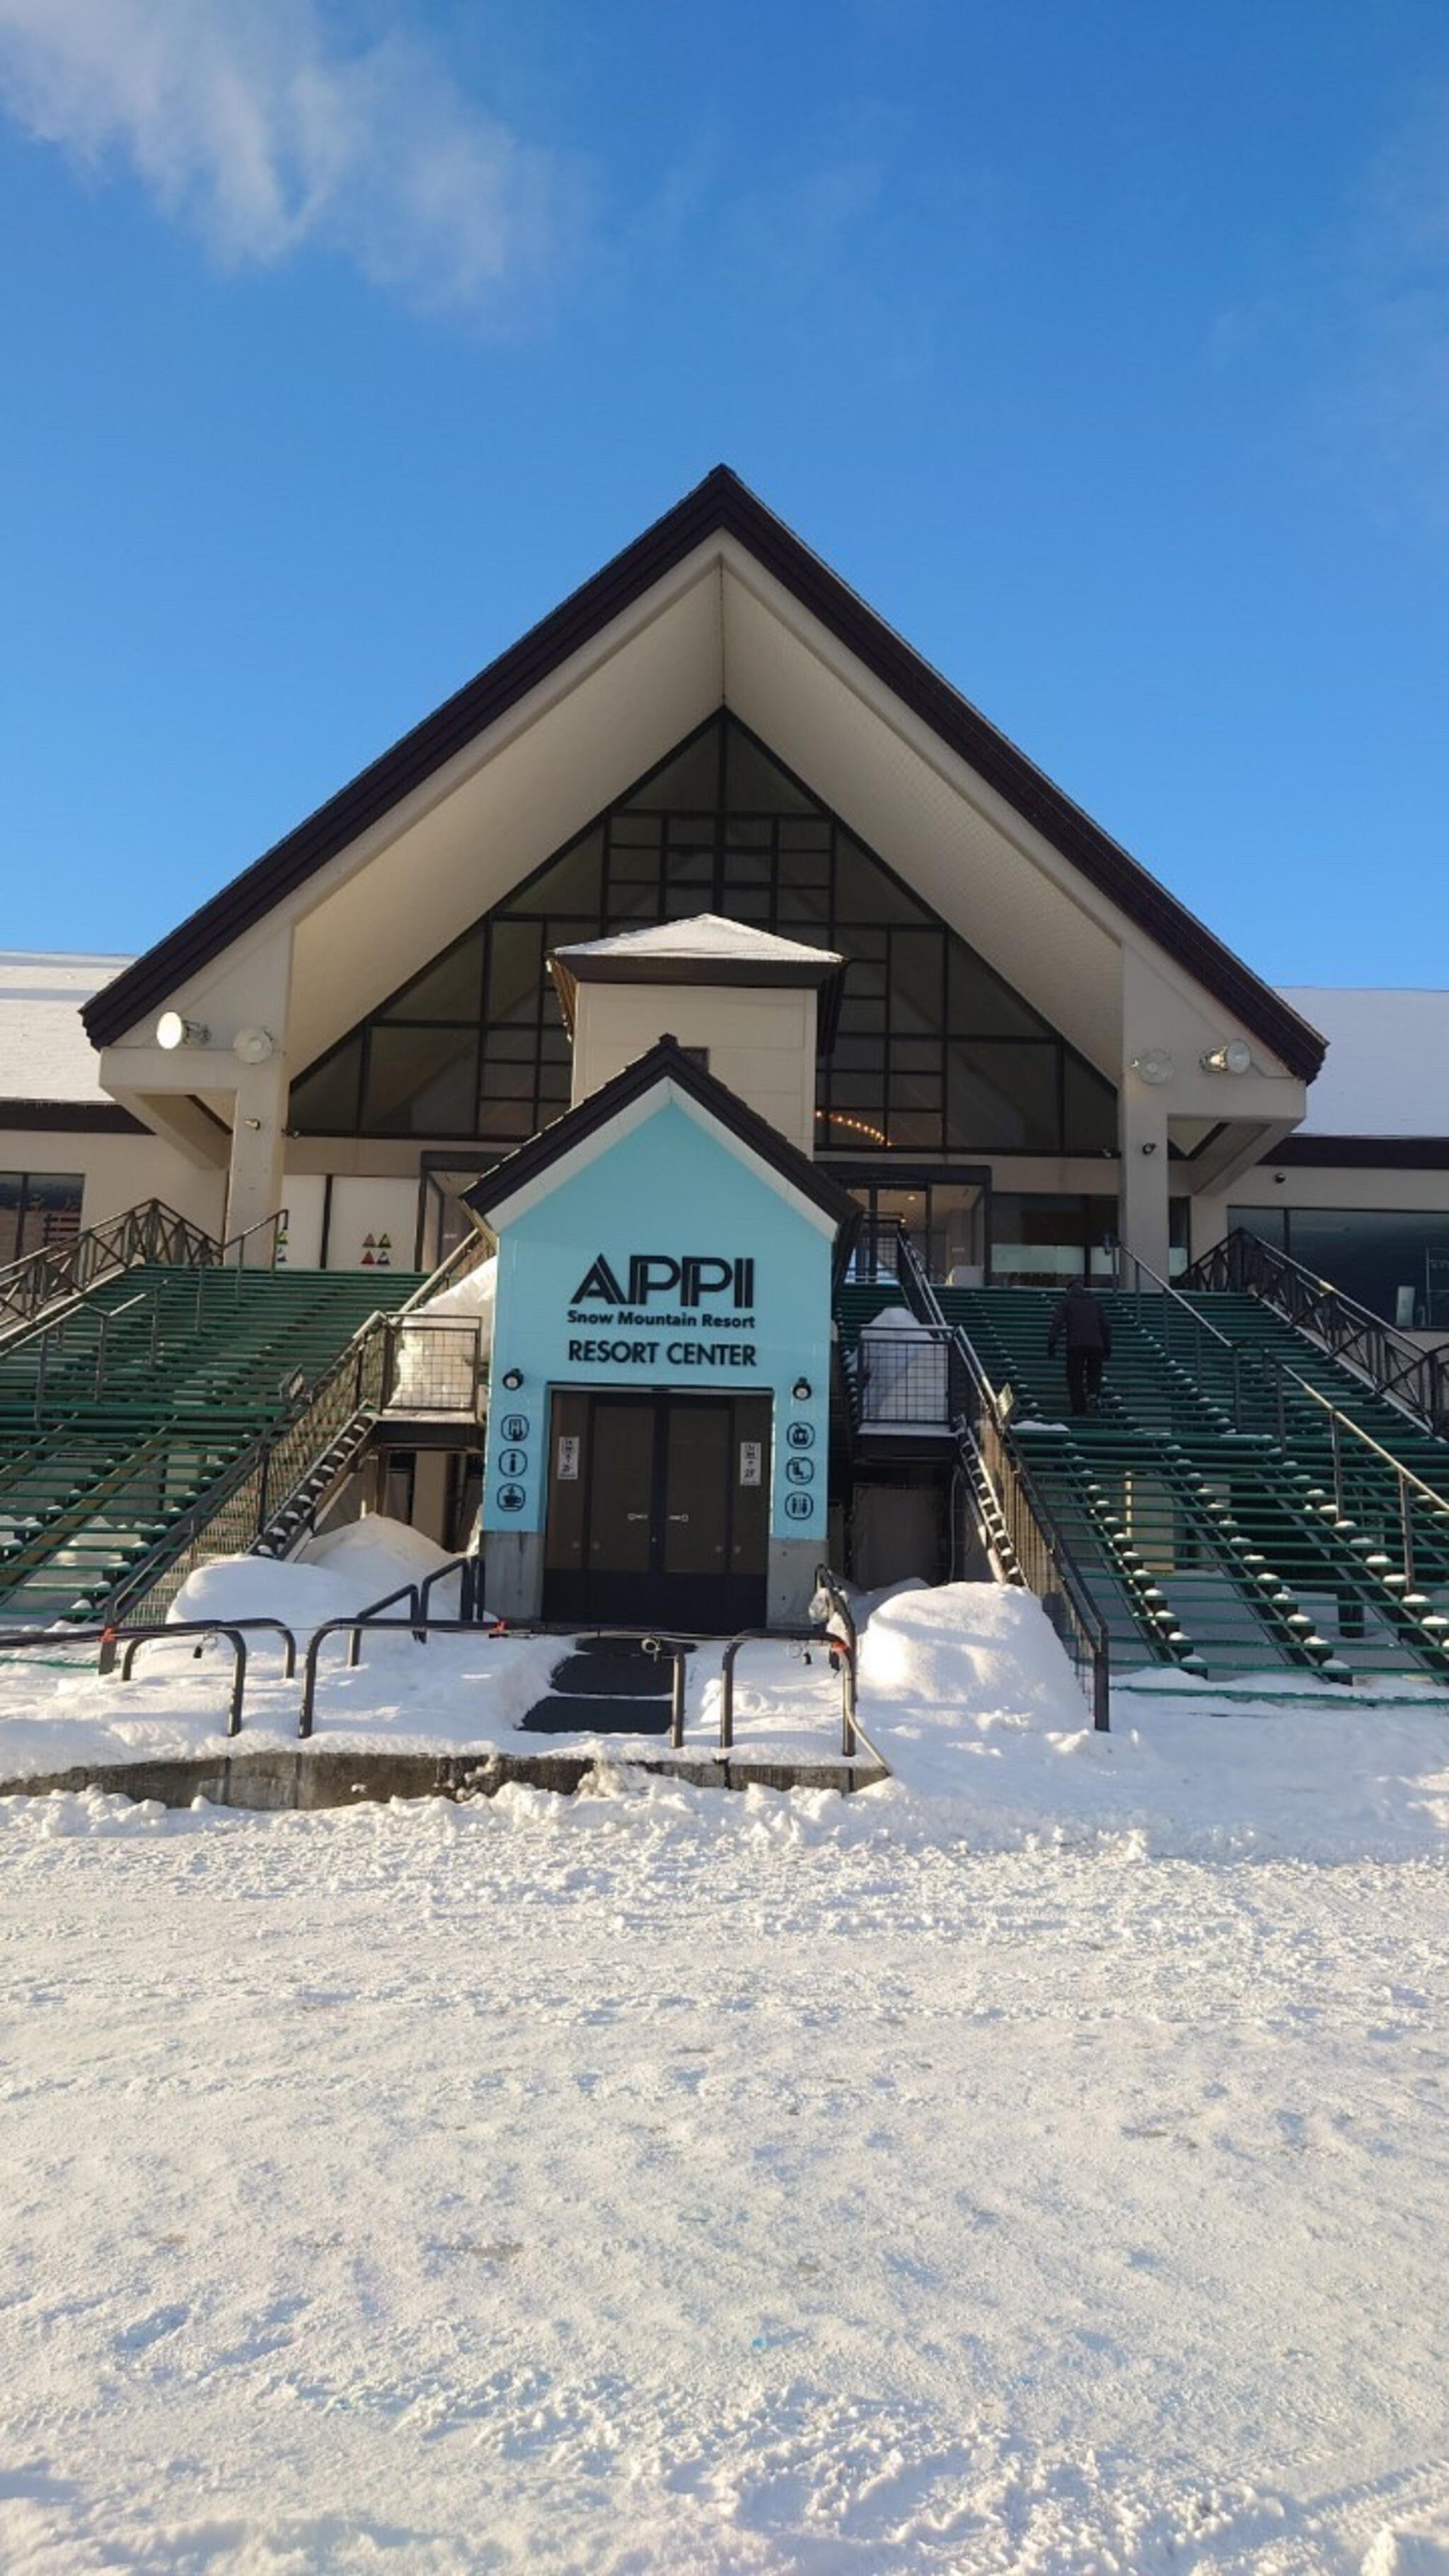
[485,921,542,1026]
[3,1173,82,1259]
[1228,1204,1288,1255]
[1287,1207,1449,1330]
[947,943,1046,1038]
[289,1035,362,1133]
[379,931,484,1024]
[946,1043,1060,1149]
[364,1028,478,1135]
[724,724,815,812]
[835,833,930,925]
[776,884,832,930]
[509,828,604,917]
[888,934,945,1039]
[1062,1052,1116,1151]
[630,728,720,809]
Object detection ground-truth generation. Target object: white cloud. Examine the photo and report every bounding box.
[0,0,567,313]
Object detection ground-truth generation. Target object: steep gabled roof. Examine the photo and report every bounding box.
[83,467,1324,1079]
[464,1034,861,1239]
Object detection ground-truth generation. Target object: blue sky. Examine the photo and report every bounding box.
[1,0,1445,985]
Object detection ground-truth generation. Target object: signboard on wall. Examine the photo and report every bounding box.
[565,1247,761,1374]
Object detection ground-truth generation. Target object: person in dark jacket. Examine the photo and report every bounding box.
[1047,1278,1112,1417]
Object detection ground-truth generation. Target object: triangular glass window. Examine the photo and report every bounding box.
[289,712,1116,1155]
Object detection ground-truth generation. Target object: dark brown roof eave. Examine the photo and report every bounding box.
[83,466,1326,1082]
[0,1099,146,1133]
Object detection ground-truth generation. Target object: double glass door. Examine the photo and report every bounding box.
[841,1169,989,1285]
[543,1391,771,1631]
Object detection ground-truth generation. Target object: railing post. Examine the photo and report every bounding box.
[1329,1414,1344,1518]
[1092,1644,1110,1733]
[670,1652,686,1750]
[1400,1472,1416,1592]
[1231,1348,1242,1432]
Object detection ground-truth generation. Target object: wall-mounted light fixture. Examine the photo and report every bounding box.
[1130,1047,1174,1087]
[792,1377,812,1402]
[156,1011,210,1050]
[1141,1140,1158,1156]
[1200,1040,1252,1075]
[233,1026,275,1065]
[501,1367,524,1391]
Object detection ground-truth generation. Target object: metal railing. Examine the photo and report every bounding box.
[1122,1239,1449,1624]
[892,1228,1111,1728]
[101,1240,493,1628]
[853,1323,952,1426]
[1184,1227,1449,1435]
[0,1199,221,1343]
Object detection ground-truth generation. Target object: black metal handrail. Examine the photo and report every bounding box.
[0,1198,221,1343]
[893,1229,1111,1728]
[1184,1227,1449,1434]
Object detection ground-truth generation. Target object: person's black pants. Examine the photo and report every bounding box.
[1066,1349,1104,1416]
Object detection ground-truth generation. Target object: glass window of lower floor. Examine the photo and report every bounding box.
[1230,1203,1449,1329]
[991,1194,1189,1288]
[0,1172,83,1266]
[838,1175,1189,1288]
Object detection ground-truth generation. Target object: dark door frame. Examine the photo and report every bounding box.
[541,1386,772,1631]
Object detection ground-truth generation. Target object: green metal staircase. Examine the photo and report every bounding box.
[938,1283,1449,1688]
[0,1264,424,1623]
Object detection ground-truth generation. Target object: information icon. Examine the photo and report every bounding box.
[785,1455,815,1486]
[784,1491,814,1523]
[497,1483,526,1514]
[499,1447,527,1477]
[786,1421,814,1450]
[501,1413,530,1444]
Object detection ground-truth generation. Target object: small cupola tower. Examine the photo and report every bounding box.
[549,915,843,1157]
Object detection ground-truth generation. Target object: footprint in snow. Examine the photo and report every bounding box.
[113,2304,188,2353]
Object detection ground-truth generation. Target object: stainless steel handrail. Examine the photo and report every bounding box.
[1120,1237,1449,1612]
[892,1230,1112,1727]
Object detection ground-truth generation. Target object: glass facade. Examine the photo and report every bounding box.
[289,713,1117,1160]
[1231,1204,1449,1330]
[991,1194,1190,1288]
[0,1172,83,1267]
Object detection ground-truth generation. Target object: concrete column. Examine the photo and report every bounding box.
[1118,1083,1170,1278]
[226,1054,289,1260]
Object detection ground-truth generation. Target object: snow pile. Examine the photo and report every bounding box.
[170,1515,466,1635]
[301,1512,458,1600]
[859,1577,1083,1723]
[858,1305,949,1422]
[386,1254,494,1411]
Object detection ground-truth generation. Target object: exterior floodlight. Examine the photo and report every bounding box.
[792,1377,813,1402]
[1130,1047,1174,1087]
[501,1367,524,1391]
[1201,1040,1253,1075]
[156,1011,209,1050]
[233,1025,275,1065]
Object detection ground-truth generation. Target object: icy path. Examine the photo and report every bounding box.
[1,1783,1447,2573]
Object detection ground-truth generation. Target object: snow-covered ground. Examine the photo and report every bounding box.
[2,1570,1448,2570]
